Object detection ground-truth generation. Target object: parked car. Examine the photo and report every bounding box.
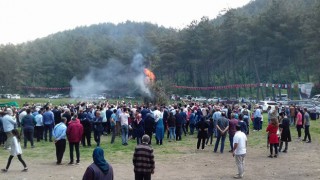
[258,101,278,112]
[11,94,21,99]
[194,97,207,102]
[207,97,220,103]
[181,95,192,101]
[3,94,12,99]
[311,94,320,101]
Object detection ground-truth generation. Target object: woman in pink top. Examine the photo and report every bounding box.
[295,110,303,139]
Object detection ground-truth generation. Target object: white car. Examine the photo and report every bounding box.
[194,97,207,101]
[311,94,320,101]
[11,94,21,99]
[207,97,219,103]
[258,101,278,112]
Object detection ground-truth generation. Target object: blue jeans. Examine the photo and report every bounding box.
[169,127,176,140]
[121,125,128,145]
[214,131,226,153]
[213,120,218,137]
[189,124,195,135]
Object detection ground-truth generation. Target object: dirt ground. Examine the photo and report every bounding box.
[1,138,319,180]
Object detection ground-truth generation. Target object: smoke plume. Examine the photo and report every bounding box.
[69,54,152,98]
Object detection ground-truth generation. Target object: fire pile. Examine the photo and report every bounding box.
[144,68,156,84]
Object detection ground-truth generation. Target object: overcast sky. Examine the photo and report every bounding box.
[0,0,251,45]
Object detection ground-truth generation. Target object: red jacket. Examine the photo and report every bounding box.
[67,120,83,143]
[266,124,279,144]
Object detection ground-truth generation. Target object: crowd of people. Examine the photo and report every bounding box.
[0,99,315,179]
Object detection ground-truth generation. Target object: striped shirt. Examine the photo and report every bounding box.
[133,143,155,174]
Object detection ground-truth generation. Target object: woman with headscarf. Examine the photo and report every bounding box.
[82,147,113,180]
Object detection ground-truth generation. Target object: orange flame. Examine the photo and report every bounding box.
[144,68,156,81]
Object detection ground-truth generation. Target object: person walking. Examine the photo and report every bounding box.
[82,147,114,180]
[302,108,311,143]
[232,125,247,179]
[1,129,28,172]
[53,117,67,165]
[133,135,155,180]
[79,109,91,147]
[266,118,279,158]
[278,112,291,153]
[214,112,229,153]
[21,109,36,148]
[67,116,83,165]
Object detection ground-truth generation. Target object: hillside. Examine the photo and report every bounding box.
[0,0,319,98]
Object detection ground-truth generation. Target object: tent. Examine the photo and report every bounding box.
[0,101,19,107]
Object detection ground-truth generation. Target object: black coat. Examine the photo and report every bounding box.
[196,120,209,139]
[279,118,291,142]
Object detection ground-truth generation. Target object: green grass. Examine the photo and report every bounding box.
[0,99,319,164]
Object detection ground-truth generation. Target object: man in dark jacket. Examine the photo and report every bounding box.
[144,113,155,145]
[21,109,36,148]
[67,115,83,165]
[79,109,91,147]
[133,135,155,180]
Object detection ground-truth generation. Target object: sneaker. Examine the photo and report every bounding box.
[22,167,28,172]
[233,174,243,179]
[76,162,80,165]
[68,162,74,165]
[268,155,273,158]
[302,139,306,141]
[306,141,311,143]
[282,150,287,153]
[274,155,278,158]
[1,169,8,172]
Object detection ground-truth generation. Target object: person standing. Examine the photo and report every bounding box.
[134,112,144,145]
[2,108,16,150]
[53,117,67,165]
[67,116,83,165]
[278,112,291,153]
[110,109,117,144]
[167,112,176,142]
[82,147,114,180]
[144,113,155,144]
[302,108,311,143]
[214,112,229,153]
[155,111,164,145]
[120,108,129,146]
[21,109,36,148]
[228,113,238,153]
[266,118,279,158]
[196,117,209,150]
[1,129,28,172]
[79,109,91,147]
[253,105,262,131]
[34,110,44,142]
[295,109,303,140]
[43,106,54,142]
[133,135,155,180]
[93,111,103,147]
[232,125,247,179]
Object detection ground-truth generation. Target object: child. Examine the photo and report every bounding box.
[1,129,28,172]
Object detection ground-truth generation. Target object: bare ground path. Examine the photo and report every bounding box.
[0,137,319,180]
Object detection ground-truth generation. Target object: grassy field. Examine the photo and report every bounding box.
[0,98,319,164]
[2,113,317,165]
